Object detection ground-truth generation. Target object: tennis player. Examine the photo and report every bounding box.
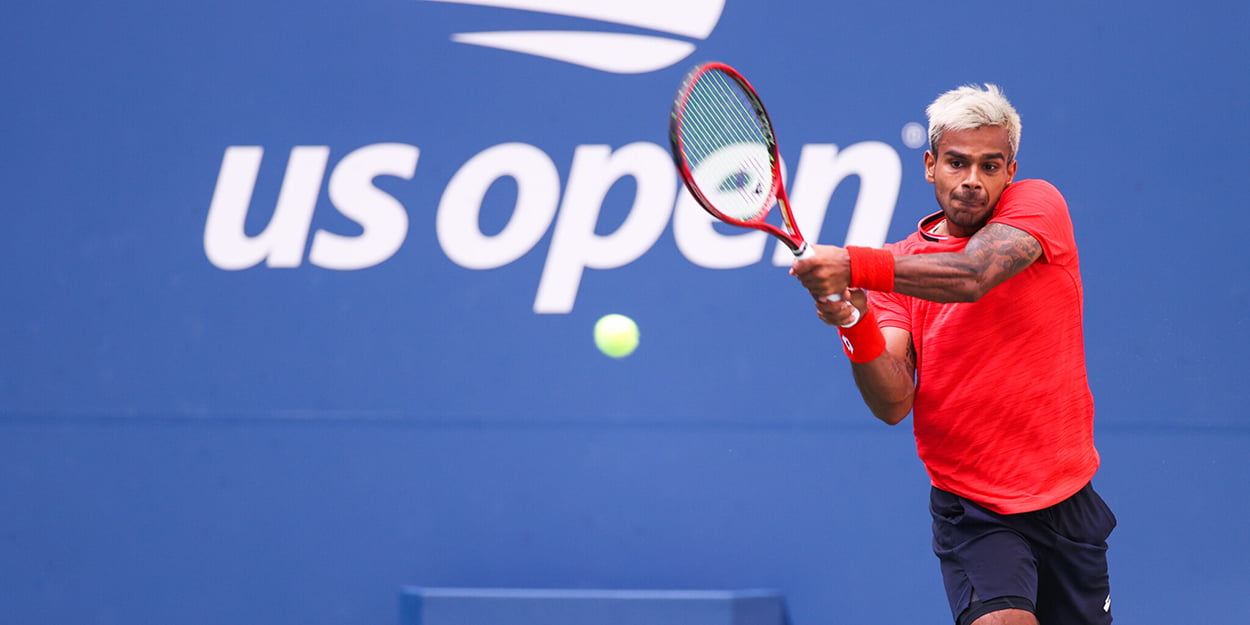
[791,84,1115,625]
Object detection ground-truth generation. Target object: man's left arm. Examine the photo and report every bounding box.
[892,223,1043,302]
[793,224,1043,304]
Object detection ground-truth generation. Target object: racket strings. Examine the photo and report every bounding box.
[685,72,768,150]
[678,70,775,221]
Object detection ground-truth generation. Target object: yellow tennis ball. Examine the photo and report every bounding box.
[594,314,639,358]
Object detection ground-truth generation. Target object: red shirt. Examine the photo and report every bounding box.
[870,179,1099,514]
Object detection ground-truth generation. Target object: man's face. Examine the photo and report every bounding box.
[924,126,1018,237]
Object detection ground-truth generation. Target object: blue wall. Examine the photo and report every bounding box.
[2,1,1247,624]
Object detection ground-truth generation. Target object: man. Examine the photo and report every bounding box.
[791,84,1115,625]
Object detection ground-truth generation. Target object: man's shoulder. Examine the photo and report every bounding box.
[994,178,1072,225]
[997,178,1079,263]
[1004,178,1065,202]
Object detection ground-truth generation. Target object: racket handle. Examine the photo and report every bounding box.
[793,242,815,260]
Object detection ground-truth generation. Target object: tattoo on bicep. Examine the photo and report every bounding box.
[882,336,916,381]
[892,337,917,382]
[971,223,1043,278]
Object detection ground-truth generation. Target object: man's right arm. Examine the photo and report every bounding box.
[816,292,916,425]
[850,327,916,425]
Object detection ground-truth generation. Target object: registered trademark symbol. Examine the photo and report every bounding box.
[901,122,927,149]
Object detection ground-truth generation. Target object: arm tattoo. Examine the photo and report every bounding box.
[892,336,917,382]
[967,222,1044,281]
[861,336,915,383]
[894,223,1044,303]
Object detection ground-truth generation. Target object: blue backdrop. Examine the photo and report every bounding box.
[2,1,1247,623]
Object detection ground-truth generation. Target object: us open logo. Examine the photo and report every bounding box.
[419,0,726,73]
[204,0,908,314]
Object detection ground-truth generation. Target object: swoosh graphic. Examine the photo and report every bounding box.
[422,0,725,39]
[452,31,696,74]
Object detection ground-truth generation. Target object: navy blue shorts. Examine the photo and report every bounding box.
[930,483,1116,625]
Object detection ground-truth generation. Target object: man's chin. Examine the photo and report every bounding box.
[944,209,990,231]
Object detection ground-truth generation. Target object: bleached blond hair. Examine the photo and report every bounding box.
[926,84,1022,161]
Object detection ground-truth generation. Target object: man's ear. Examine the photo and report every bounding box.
[923,150,936,183]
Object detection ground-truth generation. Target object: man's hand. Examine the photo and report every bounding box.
[814,288,867,327]
[790,244,852,300]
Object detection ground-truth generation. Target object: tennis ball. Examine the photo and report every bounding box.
[594,314,639,358]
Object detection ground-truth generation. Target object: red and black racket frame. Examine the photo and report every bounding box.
[668,61,811,256]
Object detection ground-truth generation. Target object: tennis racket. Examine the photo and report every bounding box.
[669,61,859,324]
